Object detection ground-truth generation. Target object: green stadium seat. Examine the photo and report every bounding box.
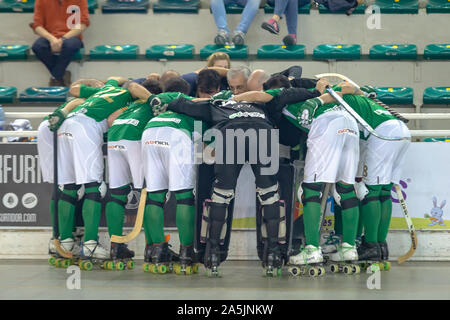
[89,45,139,59]
[423,87,450,105]
[375,87,414,105]
[313,44,361,60]
[102,0,149,13]
[72,48,84,61]
[424,138,450,142]
[257,44,305,59]
[200,44,248,59]
[88,0,98,13]
[424,44,450,59]
[146,44,194,59]
[318,3,365,14]
[224,3,244,13]
[0,45,29,60]
[369,44,417,60]
[264,1,310,14]
[153,0,199,13]
[426,0,450,13]
[19,87,68,102]
[374,0,419,13]
[0,87,17,103]
[0,0,34,12]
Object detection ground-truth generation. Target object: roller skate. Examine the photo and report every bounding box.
[142,242,174,274]
[287,245,325,277]
[204,242,221,278]
[262,243,283,277]
[79,240,110,271]
[358,241,382,273]
[48,238,81,268]
[377,241,391,271]
[103,242,135,271]
[328,242,361,275]
[173,245,199,275]
[321,232,342,256]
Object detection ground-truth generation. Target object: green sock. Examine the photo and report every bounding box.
[105,185,129,237]
[336,182,359,246]
[83,184,102,242]
[302,183,323,247]
[144,190,166,244]
[357,201,364,238]
[361,185,382,243]
[175,190,195,246]
[333,202,342,236]
[58,187,77,240]
[378,183,393,242]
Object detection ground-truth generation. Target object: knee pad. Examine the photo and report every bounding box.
[57,183,79,206]
[84,181,107,202]
[146,190,167,208]
[77,184,85,201]
[260,200,287,245]
[361,185,382,206]
[106,185,132,207]
[301,182,324,205]
[211,187,234,205]
[354,181,369,201]
[256,183,280,206]
[200,200,229,245]
[335,183,358,210]
[174,189,195,206]
[380,184,393,203]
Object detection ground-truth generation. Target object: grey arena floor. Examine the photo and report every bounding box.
[0,260,449,300]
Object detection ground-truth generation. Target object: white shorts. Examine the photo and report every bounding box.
[304,110,360,184]
[57,114,108,185]
[361,120,411,185]
[37,120,54,183]
[142,126,195,192]
[108,139,144,189]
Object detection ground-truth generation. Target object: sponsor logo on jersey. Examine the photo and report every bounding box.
[229,111,266,119]
[145,140,170,147]
[108,145,126,151]
[149,117,181,124]
[58,132,73,139]
[337,128,358,136]
[374,109,392,116]
[67,108,87,118]
[113,119,139,126]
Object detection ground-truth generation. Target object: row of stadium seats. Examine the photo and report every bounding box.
[0,0,449,14]
[1,44,450,60]
[0,86,448,104]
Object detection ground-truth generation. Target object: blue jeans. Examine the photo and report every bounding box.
[32,37,83,81]
[268,0,298,35]
[210,0,261,34]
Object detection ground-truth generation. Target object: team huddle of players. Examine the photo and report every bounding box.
[37,63,411,276]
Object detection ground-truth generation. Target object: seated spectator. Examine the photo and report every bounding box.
[206,52,231,69]
[262,0,304,45]
[211,0,262,45]
[30,0,90,86]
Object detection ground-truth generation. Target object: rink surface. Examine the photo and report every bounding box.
[0,260,449,300]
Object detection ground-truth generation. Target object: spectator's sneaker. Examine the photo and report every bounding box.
[232,30,245,46]
[283,34,297,46]
[49,77,65,87]
[261,19,280,35]
[63,70,71,87]
[214,29,230,46]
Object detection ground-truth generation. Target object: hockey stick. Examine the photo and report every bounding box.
[395,184,417,264]
[326,86,410,141]
[315,73,409,123]
[110,189,146,243]
[318,183,331,233]
[52,130,72,259]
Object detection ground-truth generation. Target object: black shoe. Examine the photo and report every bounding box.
[282,34,297,46]
[261,20,280,35]
[179,245,194,266]
[358,241,381,261]
[151,242,172,264]
[110,242,134,260]
[144,244,153,263]
[379,241,389,260]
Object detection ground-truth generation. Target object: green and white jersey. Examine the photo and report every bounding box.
[68,79,133,122]
[211,90,233,100]
[144,92,206,141]
[107,98,153,142]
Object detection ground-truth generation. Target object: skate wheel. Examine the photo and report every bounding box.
[318,267,325,276]
[48,257,56,266]
[143,263,149,272]
[343,265,353,275]
[173,264,181,275]
[192,264,199,274]
[185,266,193,275]
[157,264,167,274]
[277,268,282,277]
[116,261,125,271]
[330,264,339,273]
[127,261,135,270]
[352,265,361,274]
[78,260,84,269]
[308,267,319,277]
[384,261,391,271]
[63,259,71,268]
[83,261,93,271]
[369,264,380,273]
[150,264,158,274]
[289,266,300,277]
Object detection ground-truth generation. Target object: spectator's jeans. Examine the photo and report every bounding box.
[32,37,83,81]
[211,0,261,34]
[268,0,298,35]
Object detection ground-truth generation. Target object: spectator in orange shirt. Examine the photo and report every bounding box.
[31,0,90,86]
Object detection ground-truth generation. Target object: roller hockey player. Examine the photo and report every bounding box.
[51,76,136,270]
